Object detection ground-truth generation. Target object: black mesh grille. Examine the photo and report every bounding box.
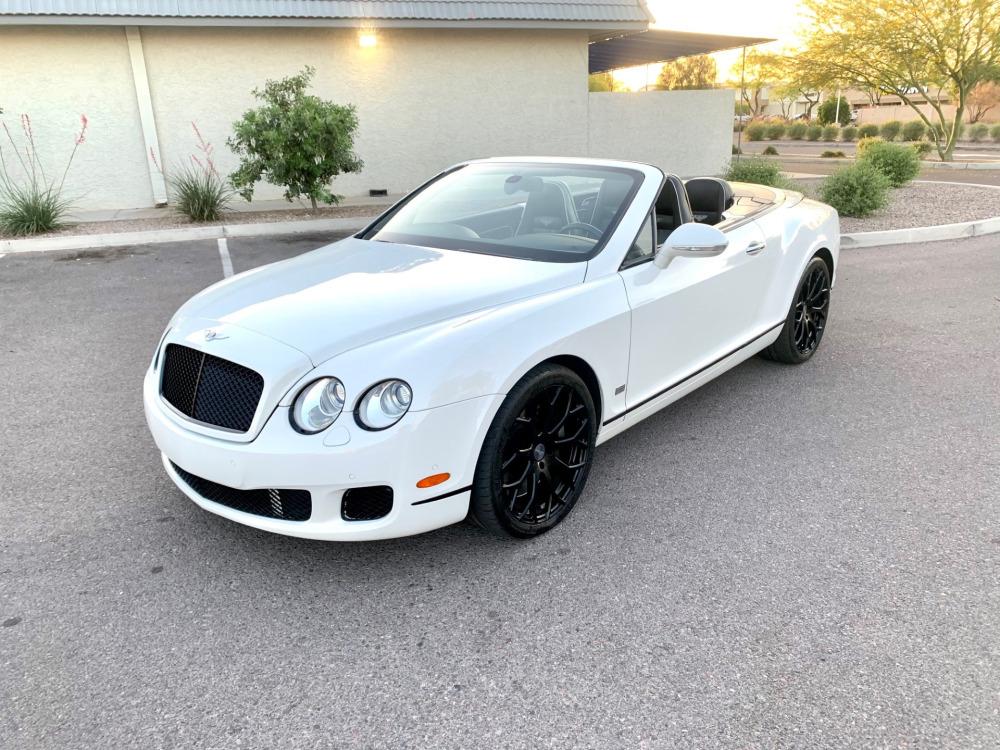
[161,344,264,433]
[171,462,311,522]
[342,486,394,521]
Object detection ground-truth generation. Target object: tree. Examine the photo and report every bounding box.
[588,73,626,92]
[730,50,786,117]
[228,66,363,209]
[818,96,852,125]
[967,81,1000,122]
[656,55,717,90]
[798,0,1000,161]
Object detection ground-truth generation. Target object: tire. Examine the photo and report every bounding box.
[762,256,832,364]
[469,364,597,538]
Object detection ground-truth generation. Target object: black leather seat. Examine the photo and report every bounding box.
[516,179,577,235]
[684,177,734,226]
[655,175,694,244]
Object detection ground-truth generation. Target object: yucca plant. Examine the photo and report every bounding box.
[167,123,234,222]
[0,113,87,236]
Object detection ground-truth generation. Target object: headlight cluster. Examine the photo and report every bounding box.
[289,377,411,434]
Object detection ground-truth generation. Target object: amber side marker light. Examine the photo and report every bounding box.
[416,473,450,489]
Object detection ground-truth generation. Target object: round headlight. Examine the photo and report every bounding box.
[356,380,412,430]
[290,377,346,434]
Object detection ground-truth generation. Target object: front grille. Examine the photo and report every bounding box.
[342,486,394,521]
[161,344,264,433]
[171,462,311,522]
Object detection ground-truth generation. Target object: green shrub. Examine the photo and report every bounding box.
[901,120,926,141]
[788,122,808,140]
[821,150,846,158]
[229,66,363,209]
[992,124,1000,142]
[857,141,920,187]
[0,112,87,236]
[724,157,791,188]
[911,141,933,158]
[856,136,884,157]
[840,125,858,141]
[879,121,902,141]
[732,144,742,155]
[858,124,879,139]
[817,97,851,126]
[928,121,963,142]
[0,183,70,236]
[821,125,839,141]
[766,122,787,140]
[745,122,767,141]
[168,123,235,222]
[969,123,990,142]
[819,163,891,217]
[806,124,823,141]
[762,145,780,155]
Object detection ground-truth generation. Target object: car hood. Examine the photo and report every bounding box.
[176,237,587,365]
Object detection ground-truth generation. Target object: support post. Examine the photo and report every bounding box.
[124,26,168,206]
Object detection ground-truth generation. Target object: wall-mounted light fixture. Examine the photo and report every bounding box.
[359,29,377,48]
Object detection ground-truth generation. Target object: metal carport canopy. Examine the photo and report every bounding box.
[589,29,774,73]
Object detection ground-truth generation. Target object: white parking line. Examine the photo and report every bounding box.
[0,254,6,260]
[217,237,233,278]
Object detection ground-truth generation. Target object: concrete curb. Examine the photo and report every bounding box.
[841,180,1000,248]
[0,216,369,255]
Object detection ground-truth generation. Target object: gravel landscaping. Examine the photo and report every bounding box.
[0,203,387,240]
[791,179,1000,232]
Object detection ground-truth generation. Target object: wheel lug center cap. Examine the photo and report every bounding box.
[532,443,546,461]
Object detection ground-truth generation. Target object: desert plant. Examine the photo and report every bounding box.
[992,124,1000,142]
[968,123,990,142]
[819,163,891,217]
[858,124,880,139]
[766,122,787,140]
[912,141,934,157]
[858,141,921,187]
[0,113,87,236]
[806,124,823,141]
[167,123,235,222]
[840,125,858,141]
[762,145,780,155]
[817,96,851,126]
[788,122,808,140]
[901,120,926,141]
[879,121,902,141]
[745,122,767,141]
[856,136,885,157]
[229,66,363,209]
[724,157,792,188]
[821,124,839,141]
[821,150,846,158]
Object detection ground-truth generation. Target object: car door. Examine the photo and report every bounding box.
[618,212,777,412]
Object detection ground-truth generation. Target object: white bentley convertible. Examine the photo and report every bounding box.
[144,157,839,541]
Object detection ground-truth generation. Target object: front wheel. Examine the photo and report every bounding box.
[469,364,597,538]
[762,256,832,364]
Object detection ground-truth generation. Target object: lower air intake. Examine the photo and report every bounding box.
[171,462,311,522]
[341,486,393,521]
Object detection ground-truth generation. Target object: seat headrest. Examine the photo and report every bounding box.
[685,178,734,224]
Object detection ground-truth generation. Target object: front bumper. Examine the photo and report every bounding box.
[144,369,503,541]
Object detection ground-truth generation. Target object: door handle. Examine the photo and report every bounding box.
[745,240,766,256]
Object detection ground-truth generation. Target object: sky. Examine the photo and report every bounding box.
[612,0,808,90]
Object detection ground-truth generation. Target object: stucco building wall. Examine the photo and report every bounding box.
[1,25,732,211]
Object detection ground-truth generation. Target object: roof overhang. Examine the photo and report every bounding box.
[589,29,774,74]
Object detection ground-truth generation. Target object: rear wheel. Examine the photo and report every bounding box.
[469,364,596,538]
[762,256,831,364]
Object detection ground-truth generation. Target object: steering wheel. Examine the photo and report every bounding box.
[559,222,603,240]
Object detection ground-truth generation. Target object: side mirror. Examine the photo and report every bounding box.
[654,222,729,270]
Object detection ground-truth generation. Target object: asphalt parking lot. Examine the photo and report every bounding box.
[2,232,999,748]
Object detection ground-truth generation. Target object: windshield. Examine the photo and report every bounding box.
[360,163,644,263]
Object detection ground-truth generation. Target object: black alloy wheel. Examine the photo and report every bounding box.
[762,256,832,364]
[469,365,596,538]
